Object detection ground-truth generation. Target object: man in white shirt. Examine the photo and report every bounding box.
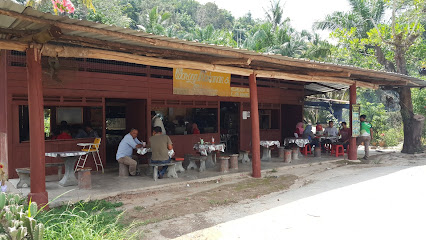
[324,121,338,137]
[321,121,338,151]
[116,128,144,176]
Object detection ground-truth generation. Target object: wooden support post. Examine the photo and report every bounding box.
[0,50,9,175]
[26,47,48,208]
[249,74,261,178]
[348,84,357,160]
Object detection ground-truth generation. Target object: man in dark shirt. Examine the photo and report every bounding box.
[339,122,351,149]
[149,126,173,179]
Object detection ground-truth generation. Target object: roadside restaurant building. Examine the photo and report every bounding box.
[0,1,424,206]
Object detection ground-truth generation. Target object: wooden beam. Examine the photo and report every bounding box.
[254,70,355,85]
[0,40,27,51]
[210,58,252,66]
[307,71,351,78]
[0,8,416,84]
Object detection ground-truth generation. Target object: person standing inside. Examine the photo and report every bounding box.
[116,128,144,176]
[149,126,173,179]
[151,111,166,134]
[357,115,373,160]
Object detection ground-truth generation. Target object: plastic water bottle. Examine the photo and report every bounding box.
[212,137,215,144]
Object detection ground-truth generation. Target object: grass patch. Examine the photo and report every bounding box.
[36,200,140,240]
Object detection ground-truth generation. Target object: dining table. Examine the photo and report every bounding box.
[193,143,226,168]
[260,141,280,161]
[45,151,88,187]
[283,137,310,148]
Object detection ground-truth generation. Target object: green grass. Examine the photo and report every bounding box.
[35,200,140,240]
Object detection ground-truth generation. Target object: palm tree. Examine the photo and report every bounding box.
[313,0,385,38]
[264,0,284,30]
[139,6,171,35]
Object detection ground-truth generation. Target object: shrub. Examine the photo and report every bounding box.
[382,128,404,147]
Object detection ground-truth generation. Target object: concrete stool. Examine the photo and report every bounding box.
[238,151,250,163]
[77,167,92,190]
[284,149,292,163]
[278,147,285,159]
[166,164,178,179]
[291,148,299,160]
[174,158,185,173]
[219,157,230,173]
[118,163,129,177]
[314,147,322,157]
[229,154,239,170]
[15,168,31,188]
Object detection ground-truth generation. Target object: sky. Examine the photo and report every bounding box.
[196,0,352,39]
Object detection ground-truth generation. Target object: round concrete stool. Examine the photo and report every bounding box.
[284,149,292,163]
[314,147,321,157]
[291,148,299,160]
[229,154,239,170]
[77,167,92,189]
[219,157,230,173]
[278,147,285,159]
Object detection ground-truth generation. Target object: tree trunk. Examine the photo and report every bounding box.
[398,88,423,153]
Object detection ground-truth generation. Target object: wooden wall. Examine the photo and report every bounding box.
[4,51,304,178]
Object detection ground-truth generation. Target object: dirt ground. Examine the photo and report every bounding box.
[107,151,426,239]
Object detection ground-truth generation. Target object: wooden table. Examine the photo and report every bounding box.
[45,151,87,187]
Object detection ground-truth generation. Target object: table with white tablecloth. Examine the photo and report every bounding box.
[283,138,310,148]
[194,143,226,167]
[259,141,280,161]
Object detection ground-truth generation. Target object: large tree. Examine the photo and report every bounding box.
[315,0,425,153]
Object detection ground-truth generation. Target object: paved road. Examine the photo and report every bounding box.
[176,159,426,240]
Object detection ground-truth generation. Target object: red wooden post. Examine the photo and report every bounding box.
[26,47,48,207]
[348,83,357,160]
[249,73,261,178]
[0,50,9,174]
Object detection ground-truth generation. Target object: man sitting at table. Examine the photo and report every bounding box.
[116,128,144,176]
[149,126,173,179]
[339,122,351,149]
[321,121,338,151]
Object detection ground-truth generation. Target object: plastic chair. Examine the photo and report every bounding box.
[75,138,104,173]
[300,144,312,156]
[331,144,345,157]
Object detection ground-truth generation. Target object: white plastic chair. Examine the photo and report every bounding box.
[75,138,104,173]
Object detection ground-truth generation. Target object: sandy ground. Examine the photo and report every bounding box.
[112,151,426,239]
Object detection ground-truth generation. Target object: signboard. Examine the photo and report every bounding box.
[173,68,231,96]
[352,104,361,137]
[231,87,250,98]
[173,68,249,98]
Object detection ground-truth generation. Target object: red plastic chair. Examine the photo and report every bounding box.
[331,144,345,157]
[300,144,312,156]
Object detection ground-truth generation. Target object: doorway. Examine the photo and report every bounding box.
[105,99,147,165]
[220,102,240,153]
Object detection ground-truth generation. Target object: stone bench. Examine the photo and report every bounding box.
[149,162,177,181]
[15,162,65,188]
[238,150,250,163]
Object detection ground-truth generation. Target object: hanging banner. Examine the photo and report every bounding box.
[352,104,361,137]
[173,68,231,96]
[231,87,250,98]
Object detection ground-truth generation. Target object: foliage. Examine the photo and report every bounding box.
[381,128,404,147]
[35,200,139,239]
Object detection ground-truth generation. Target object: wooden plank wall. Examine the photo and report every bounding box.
[5,52,304,177]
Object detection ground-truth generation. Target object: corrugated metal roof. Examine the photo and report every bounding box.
[0,0,424,93]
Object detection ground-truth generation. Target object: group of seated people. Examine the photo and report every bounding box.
[49,121,99,140]
[295,120,351,151]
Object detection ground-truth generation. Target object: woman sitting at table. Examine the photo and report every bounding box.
[192,123,200,134]
[294,122,304,138]
[303,125,319,147]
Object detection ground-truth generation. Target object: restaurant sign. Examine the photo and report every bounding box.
[173,68,249,98]
[352,104,361,137]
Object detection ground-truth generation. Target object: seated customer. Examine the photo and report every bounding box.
[149,126,173,179]
[54,129,72,140]
[116,128,144,176]
[316,122,324,135]
[192,123,200,134]
[85,125,99,138]
[339,122,351,149]
[303,125,319,147]
[294,122,304,137]
[321,120,338,151]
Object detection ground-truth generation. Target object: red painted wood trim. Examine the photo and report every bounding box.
[249,74,261,178]
[26,47,48,207]
[349,84,357,160]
